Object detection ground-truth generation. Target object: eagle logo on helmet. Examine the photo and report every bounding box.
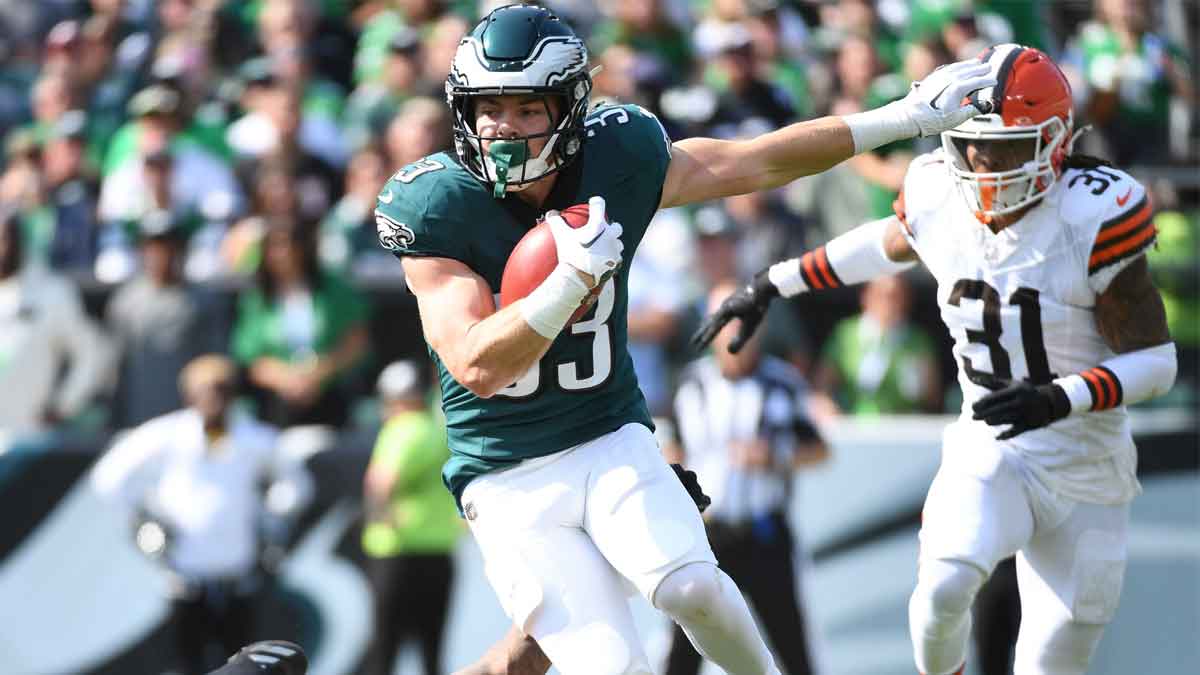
[941,44,1075,221]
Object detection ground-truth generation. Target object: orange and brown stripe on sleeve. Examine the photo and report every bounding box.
[1088,195,1155,275]
[799,246,843,290]
[1080,366,1124,410]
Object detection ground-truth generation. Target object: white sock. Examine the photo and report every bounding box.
[653,562,780,674]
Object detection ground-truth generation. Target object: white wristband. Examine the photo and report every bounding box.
[768,258,807,297]
[518,263,591,339]
[1052,374,1095,414]
[842,101,919,154]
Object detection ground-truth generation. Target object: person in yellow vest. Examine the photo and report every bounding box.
[360,359,461,675]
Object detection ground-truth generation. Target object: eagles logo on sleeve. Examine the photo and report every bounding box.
[375,210,415,251]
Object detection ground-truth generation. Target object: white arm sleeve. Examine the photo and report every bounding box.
[767,216,916,298]
[1054,342,1178,412]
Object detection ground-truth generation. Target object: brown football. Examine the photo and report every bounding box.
[500,203,602,325]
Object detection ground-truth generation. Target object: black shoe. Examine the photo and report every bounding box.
[210,641,307,675]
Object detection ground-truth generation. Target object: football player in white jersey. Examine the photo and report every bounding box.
[695,44,1177,675]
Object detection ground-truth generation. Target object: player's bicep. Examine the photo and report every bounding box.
[1093,256,1171,353]
[660,137,758,209]
[401,256,496,358]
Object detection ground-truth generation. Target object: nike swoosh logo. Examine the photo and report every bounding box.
[580,227,605,248]
[1117,188,1133,207]
[379,189,394,204]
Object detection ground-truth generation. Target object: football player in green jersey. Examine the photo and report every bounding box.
[377,5,995,672]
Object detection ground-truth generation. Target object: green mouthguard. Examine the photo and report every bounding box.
[488,140,528,198]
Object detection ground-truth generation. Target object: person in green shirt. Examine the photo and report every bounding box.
[1073,0,1193,164]
[814,274,942,416]
[231,219,370,428]
[361,359,460,675]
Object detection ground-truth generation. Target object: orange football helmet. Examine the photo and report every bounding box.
[941,44,1075,220]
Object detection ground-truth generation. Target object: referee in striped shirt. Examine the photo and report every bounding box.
[665,281,829,675]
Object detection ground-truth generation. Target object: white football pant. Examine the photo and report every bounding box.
[911,442,1129,675]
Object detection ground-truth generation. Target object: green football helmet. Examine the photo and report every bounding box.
[446,4,592,196]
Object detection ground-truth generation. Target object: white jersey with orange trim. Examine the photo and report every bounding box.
[898,149,1154,509]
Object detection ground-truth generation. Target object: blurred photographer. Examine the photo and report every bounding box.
[91,354,313,674]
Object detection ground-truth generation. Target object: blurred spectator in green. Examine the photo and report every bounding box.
[233,218,370,428]
[1070,0,1193,164]
[98,84,243,232]
[361,358,461,675]
[344,26,430,150]
[592,0,693,77]
[905,0,1026,54]
[814,275,941,418]
[106,210,228,428]
[0,119,99,274]
[1,130,51,261]
[229,49,347,168]
[354,0,458,87]
[318,146,392,273]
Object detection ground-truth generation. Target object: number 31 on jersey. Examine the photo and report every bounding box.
[948,279,1055,389]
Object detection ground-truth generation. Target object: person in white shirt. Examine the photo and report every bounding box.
[0,209,111,448]
[92,354,313,674]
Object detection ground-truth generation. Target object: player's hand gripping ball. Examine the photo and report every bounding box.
[500,197,622,324]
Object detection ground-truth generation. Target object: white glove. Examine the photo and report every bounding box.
[901,58,996,136]
[546,195,624,288]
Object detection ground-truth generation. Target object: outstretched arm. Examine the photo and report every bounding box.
[692,216,917,353]
[660,58,994,208]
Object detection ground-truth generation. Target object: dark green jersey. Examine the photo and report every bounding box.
[375,104,673,506]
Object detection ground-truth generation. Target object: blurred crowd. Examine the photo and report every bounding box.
[0,0,1195,449]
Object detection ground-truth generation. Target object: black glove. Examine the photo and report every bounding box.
[671,463,711,513]
[211,640,307,675]
[690,269,779,354]
[972,380,1071,440]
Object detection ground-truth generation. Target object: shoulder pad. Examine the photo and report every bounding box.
[375,153,481,259]
[1055,164,1144,232]
[583,104,672,174]
[899,150,955,238]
